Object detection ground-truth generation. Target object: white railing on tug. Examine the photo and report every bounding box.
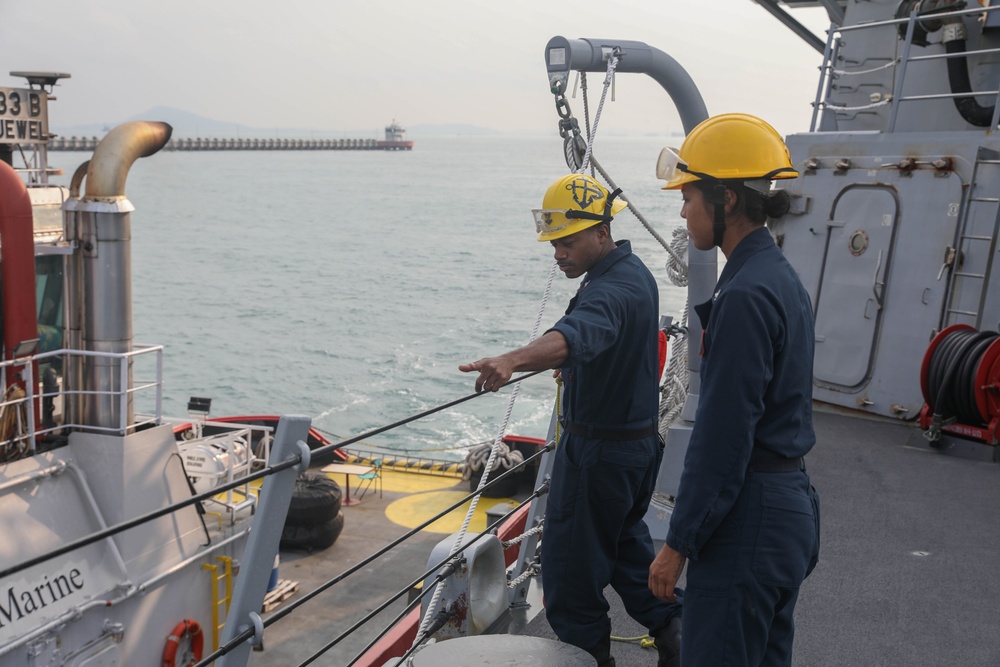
[0,344,163,454]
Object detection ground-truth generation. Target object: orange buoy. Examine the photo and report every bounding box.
[162,619,204,667]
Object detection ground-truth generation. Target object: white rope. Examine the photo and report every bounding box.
[830,59,898,76]
[658,227,690,437]
[415,260,559,644]
[507,561,540,589]
[501,519,544,549]
[591,157,687,273]
[663,226,689,288]
[821,97,892,112]
[579,51,619,174]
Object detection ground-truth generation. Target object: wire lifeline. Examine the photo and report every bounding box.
[0,445,304,581]
[306,369,545,463]
[415,258,559,642]
[192,449,551,667]
[4,372,550,582]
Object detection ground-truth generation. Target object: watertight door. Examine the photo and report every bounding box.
[813,185,899,389]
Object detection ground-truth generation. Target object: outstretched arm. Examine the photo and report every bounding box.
[459,331,568,392]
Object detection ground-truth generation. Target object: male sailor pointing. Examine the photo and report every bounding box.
[461,173,682,667]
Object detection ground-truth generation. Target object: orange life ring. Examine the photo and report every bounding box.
[162,618,204,667]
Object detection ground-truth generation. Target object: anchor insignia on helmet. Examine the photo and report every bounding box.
[567,177,605,210]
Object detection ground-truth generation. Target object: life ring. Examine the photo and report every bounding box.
[162,618,204,667]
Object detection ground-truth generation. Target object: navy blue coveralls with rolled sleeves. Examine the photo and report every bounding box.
[666,227,820,666]
[541,239,682,653]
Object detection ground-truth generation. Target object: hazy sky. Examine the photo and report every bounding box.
[2,1,831,136]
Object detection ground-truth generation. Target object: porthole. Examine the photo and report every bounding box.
[848,229,869,256]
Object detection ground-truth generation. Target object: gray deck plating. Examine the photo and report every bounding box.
[526,410,1000,666]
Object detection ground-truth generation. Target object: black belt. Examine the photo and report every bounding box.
[560,420,656,441]
[750,450,804,473]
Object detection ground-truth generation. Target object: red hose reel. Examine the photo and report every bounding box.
[919,324,1000,444]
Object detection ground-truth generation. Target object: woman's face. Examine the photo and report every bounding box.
[680,183,716,251]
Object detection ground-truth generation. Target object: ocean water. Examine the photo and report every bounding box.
[51,135,687,458]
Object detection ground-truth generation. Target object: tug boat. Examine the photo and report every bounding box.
[4,1,1000,665]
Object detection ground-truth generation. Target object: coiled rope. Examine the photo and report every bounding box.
[463,440,524,481]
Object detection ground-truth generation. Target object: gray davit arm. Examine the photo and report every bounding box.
[543,36,709,134]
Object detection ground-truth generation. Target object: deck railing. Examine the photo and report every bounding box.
[0,344,163,455]
[811,3,1000,132]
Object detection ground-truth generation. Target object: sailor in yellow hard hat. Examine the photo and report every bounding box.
[461,172,683,667]
[649,113,819,667]
[657,112,798,253]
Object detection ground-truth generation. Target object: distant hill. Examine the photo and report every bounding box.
[51,107,496,140]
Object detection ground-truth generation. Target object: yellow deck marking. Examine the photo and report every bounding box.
[378,469,463,494]
[385,491,518,534]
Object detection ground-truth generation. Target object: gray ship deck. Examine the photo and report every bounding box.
[256,409,1000,666]
[526,409,1000,666]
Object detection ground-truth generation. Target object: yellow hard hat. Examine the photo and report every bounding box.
[532,174,628,242]
[657,113,798,190]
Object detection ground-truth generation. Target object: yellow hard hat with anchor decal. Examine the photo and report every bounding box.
[532,173,628,242]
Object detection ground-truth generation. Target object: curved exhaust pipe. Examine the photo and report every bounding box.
[67,121,172,431]
[84,121,172,199]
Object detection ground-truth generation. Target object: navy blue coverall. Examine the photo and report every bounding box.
[541,240,682,653]
[666,227,820,666]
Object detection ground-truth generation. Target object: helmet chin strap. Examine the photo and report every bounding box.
[711,183,727,249]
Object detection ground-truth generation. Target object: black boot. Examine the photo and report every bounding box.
[584,635,616,667]
[654,616,681,667]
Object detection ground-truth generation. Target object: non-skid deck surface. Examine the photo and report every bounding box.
[527,410,1000,666]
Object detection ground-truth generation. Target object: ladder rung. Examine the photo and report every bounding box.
[953,271,986,278]
[969,197,1000,203]
[947,308,979,316]
[960,234,994,241]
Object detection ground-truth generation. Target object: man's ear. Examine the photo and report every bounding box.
[724,188,738,214]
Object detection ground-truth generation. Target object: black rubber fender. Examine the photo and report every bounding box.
[285,472,342,526]
[280,511,345,552]
[468,467,520,498]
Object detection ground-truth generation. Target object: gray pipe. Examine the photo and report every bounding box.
[544,37,709,134]
[68,122,171,432]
